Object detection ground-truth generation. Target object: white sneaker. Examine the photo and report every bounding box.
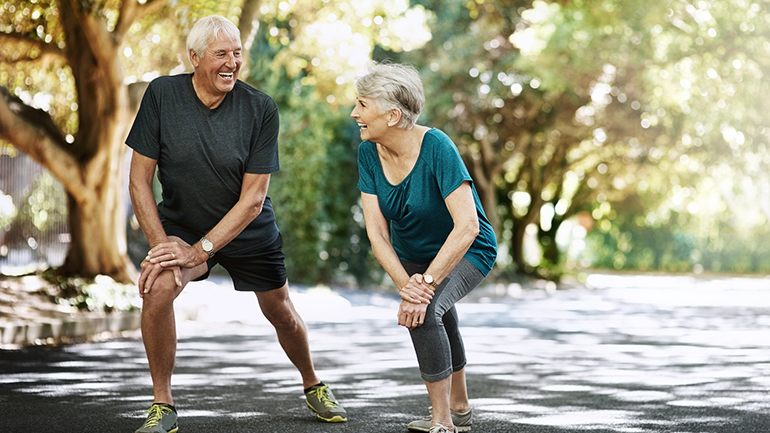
[428,424,458,433]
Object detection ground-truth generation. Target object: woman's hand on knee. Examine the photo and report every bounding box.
[398,301,427,330]
[399,275,434,304]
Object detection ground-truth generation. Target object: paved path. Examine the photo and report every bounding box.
[1,274,770,432]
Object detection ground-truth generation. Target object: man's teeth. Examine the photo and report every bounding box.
[219,73,233,78]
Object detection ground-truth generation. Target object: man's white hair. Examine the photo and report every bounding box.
[186,15,241,59]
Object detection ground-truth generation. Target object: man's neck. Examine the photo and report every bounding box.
[191,73,226,109]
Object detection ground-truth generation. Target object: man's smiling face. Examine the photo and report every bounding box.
[191,32,242,98]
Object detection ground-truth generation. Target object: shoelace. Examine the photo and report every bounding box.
[308,385,339,408]
[142,405,170,428]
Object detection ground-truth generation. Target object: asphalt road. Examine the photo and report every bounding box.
[2,273,770,432]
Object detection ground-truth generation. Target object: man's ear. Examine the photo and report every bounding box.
[189,49,200,68]
[387,108,402,127]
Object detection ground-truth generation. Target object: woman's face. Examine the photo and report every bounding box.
[350,96,390,142]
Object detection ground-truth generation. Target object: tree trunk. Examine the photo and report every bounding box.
[511,220,527,271]
[0,0,167,283]
[58,88,134,282]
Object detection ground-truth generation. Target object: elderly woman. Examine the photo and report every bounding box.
[351,62,497,433]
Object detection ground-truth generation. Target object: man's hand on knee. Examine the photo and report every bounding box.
[138,259,181,297]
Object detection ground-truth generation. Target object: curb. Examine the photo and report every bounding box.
[0,311,142,347]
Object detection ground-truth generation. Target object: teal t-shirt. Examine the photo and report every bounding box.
[357,128,497,275]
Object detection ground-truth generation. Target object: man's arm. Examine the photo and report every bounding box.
[129,151,167,248]
[198,171,271,253]
[128,150,181,293]
[145,172,271,269]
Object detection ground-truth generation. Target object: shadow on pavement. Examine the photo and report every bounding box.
[2,274,770,432]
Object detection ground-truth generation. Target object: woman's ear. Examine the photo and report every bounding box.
[387,108,402,127]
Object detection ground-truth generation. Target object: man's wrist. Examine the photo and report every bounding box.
[199,237,215,258]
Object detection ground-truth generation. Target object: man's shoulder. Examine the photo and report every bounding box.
[233,80,277,108]
[148,73,188,89]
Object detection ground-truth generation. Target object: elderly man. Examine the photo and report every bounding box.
[127,15,347,433]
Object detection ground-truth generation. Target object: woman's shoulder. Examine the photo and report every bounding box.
[422,128,460,156]
[423,128,455,147]
[357,140,378,160]
[357,140,376,151]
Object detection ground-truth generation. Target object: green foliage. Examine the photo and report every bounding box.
[18,171,66,232]
[41,270,139,313]
[246,25,379,286]
[0,190,17,230]
[585,191,770,274]
[400,0,770,277]
[5,0,769,285]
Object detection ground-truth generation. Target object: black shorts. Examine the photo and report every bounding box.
[164,225,287,292]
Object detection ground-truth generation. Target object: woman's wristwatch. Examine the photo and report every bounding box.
[423,273,440,289]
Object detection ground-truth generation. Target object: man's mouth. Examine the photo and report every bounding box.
[219,72,234,79]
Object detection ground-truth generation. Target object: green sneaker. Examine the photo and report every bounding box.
[135,403,179,433]
[304,383,348,422]
[407,406,472,432]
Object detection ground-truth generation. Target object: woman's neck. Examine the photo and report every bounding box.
[377,125,428,159]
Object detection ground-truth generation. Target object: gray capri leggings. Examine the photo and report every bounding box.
[401,257,485,383]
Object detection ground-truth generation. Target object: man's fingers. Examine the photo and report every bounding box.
[173,268,182,287]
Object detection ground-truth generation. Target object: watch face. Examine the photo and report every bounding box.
[424,274,433,284]
[202,239,213,252]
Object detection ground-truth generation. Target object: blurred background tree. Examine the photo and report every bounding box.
[0,0,171,283]
[1,0,768,288]
[399,0,770,279]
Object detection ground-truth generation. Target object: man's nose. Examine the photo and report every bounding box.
[225,52,237,68]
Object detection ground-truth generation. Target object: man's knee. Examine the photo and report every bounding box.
[257,289,300,330]
[264,301,299,329]
[142,272,180,307]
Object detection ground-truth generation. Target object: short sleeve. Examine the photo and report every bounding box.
[430,131,473,199]
[245,98,280,174]
[126,80,161,159]
[357,141,377,194]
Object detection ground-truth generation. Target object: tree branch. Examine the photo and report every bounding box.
[64,0,118,59]
[115,0,172,39]
[0,87,84,196]
[0,33,65,61]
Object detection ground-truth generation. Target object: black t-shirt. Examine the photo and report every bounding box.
[126,74,281,254]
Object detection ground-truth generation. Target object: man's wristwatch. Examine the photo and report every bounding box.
[200,237,215,258]
[423,273,440,289]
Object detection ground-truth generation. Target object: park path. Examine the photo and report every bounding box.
[1,273,770,432]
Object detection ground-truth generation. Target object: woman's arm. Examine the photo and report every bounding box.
[361,192,433,304]
[421,181,480,285]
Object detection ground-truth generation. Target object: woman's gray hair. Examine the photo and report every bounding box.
[187,15,241,59]
[354,62,425,130]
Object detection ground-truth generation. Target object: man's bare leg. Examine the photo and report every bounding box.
[255,283,319,389]
[140,270,184,405]
[140,236,207,405]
